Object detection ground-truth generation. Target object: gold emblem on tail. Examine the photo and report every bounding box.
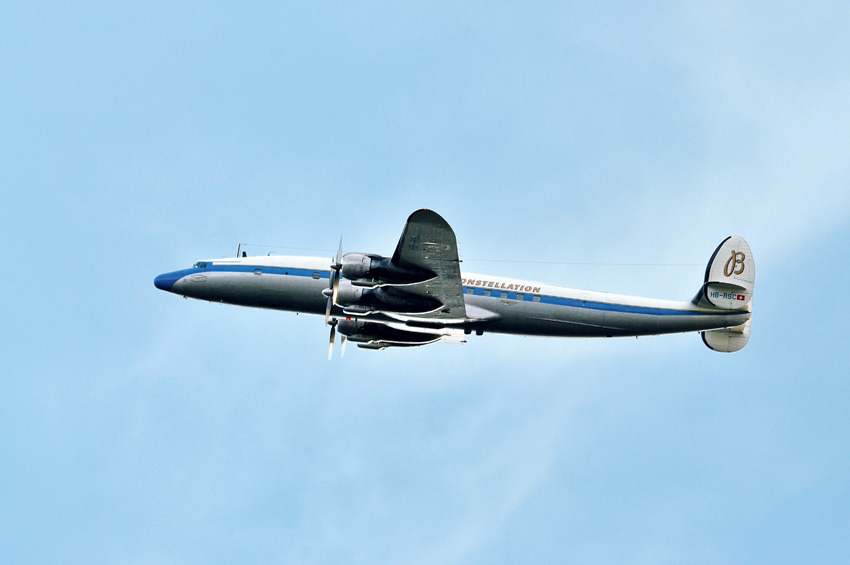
[724,250,746,277]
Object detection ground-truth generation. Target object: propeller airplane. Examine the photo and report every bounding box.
[154,209,755,357]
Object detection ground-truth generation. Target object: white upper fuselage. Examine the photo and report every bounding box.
[154,255,750,339]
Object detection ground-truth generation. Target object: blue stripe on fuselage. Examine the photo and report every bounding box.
[156,264,720,319]
[462,286,712,317]
[199,264,330,279]
[154,263,330,292]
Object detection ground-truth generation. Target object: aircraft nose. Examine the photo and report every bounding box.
[154,271,182,292]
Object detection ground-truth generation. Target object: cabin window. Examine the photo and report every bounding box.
[500,292,508,299]
[312,272,321,279]
[516,294,524,301]
[254,268,262,275]
[465,288,473,294]
[483,290,491,297]
[532,296,541,303]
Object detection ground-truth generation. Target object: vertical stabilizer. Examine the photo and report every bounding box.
[697,236,755,352]
[697,235,755,310]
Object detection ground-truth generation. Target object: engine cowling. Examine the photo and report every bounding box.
[335,284,367,307]
[340,252,436,287]
[340,253,382,282]
[334,284,442,315]
[337,320,442,347]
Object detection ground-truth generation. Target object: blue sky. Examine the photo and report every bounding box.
[2,2,850,563]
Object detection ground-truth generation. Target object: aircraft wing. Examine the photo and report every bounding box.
[388,209,468,321]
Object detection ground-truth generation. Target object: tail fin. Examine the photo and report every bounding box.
[696,236,755,309]
[696,236,756,352]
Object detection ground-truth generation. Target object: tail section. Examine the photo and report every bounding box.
[696,236,756,352]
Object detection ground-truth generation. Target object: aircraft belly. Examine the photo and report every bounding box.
[656,312,750,334]
[466,296,610,337]
[241,274,325,315]
[189,272,264,306]
[181,272,325,315]
[466,295,749,337]
[272,275,326,314]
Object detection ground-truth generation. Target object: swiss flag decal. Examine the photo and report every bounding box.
[737,294,746,301]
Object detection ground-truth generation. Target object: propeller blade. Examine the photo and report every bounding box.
[332,267,340,305]
[325,268,341,323]
[333,237,343,270]
[328,323,337,360]
[326,237,343,324]
[340,335,347,358]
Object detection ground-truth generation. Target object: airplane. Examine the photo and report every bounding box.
[154,209,755,357]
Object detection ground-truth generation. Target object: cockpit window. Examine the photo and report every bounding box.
[192,262,209,269]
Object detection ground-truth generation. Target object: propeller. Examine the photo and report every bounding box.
[325,238,343,324]
[327,324,349,359]
[328,321,337,360]
[325,238,343,358]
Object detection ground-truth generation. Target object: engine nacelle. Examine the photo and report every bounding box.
[340,253,383,282]
[340,252,436,287]
[334,284,441,316]
[337,320,442,347]
[335,284,368,307]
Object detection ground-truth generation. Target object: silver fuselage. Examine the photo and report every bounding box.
[154,255,750,338]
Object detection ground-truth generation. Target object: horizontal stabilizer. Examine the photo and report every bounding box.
[702,317,751,352]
